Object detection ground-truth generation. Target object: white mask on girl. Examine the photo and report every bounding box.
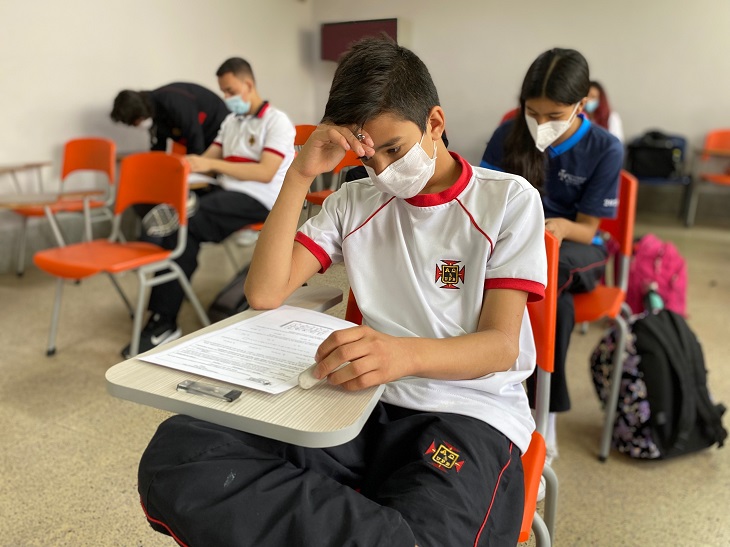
[363,134,437,199]
[525,102,581,152]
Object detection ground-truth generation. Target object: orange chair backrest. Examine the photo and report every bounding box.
[598,170,637,258]
[345,289,363,325]
[61,137,116,184]
[333,150,362,175]
[114,152,190,225]
[295,124,317,147]
[527,231,558,374]
[704,129,730,153]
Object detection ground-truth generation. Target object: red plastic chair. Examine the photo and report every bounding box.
[519,231,559,546]
[686,129,730,226]
[33,152,210,357]
[12,137,116,276]
[305,150,361,219]
[572,170,638,461]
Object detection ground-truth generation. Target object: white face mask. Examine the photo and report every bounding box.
[363,134,437,199]
[525,102,580,152]
[138,118,154,130]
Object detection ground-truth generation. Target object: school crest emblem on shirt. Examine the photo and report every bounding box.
[249,135,256,146]
[425,440,465,472]
[435,260,465,289]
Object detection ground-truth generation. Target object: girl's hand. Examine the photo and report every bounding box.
[313,325,414,391]
[544,217,570,245]
[290,124,374,179]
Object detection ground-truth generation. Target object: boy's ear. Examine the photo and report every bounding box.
[427,106,446,142]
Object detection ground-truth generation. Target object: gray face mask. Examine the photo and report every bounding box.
[363,134,437,199]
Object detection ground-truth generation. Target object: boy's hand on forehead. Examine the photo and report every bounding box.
[290,124,374,180]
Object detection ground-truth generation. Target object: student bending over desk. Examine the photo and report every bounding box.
[120,57,295,358]
[138,37,547,547]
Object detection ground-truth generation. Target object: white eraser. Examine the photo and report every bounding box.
[298,364,322,390]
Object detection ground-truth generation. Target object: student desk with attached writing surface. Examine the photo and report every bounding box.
[106,285,385,448]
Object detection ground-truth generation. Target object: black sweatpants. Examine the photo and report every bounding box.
[528,240,608,413]
[138,404,524,547]
[146,188,269,319]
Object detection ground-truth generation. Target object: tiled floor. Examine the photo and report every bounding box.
[1,214,728,546]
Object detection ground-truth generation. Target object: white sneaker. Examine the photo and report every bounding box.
[234,229,260,247]
[545,444,558,467]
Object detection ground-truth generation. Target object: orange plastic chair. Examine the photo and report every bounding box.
[685,128,730,227]
[33,152,210,357]
[572,170,638,461]
[12,137,116,276]
[305,150,362,219]
[295,124,317,149]
[500,107,520,124]
[519,231,559,546]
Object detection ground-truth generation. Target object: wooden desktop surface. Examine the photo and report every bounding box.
[106,285,385,448]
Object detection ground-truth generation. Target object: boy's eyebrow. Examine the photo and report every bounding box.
[373,137,403,151]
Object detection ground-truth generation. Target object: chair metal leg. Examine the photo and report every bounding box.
[542,464,558,544]
[685,179,700,227]
[531,512,551,547]
[107,273,135,318]
[16,216,28,276]
[83,198,93,241]
[223,239,240,272]
[128,271,149,358]
[43,205,67,247]
[599,315,629,461]
[46,278,65,356]
[168,261,211,327]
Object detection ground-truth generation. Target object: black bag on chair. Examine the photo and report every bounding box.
[207,265,251,323]
[591,308,727,459]
[625,130,687,179]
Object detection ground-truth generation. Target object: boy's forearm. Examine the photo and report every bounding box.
[405,329,519,380]
[244,169,314,306]
[207,158,276,183]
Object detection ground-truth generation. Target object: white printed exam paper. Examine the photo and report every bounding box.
[139,306,356,394]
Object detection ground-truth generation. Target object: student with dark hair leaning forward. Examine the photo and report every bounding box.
[138,38,546,547]
[481,48,623,467]
[121,57,295,357]
[111,83,229,155]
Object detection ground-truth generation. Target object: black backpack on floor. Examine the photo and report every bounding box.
[591,308,727,459]
[625,130,687,180]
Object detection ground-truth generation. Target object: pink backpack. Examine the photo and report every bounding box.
[626,234,687,316]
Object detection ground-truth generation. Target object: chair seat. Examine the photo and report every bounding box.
[305,190,334,206]
[34,240,171,279]
[519,431,546,543]
[574,286,624,323]
[700,173,730,186]
[13,199,107,217]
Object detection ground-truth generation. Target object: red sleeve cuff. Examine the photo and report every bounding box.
[213,141,222,147]
[263,147,285,159]
[484,278,545,302]
[294,232,332,273]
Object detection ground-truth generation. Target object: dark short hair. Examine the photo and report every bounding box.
[322,37,440,131]
[110,90,151,125]
[216,57,255,81]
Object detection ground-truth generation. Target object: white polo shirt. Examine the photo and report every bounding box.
[213,102,295,210]
[295,153,547,452]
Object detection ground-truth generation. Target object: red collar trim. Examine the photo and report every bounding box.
[255,101,270,119]
[405,152,472,207]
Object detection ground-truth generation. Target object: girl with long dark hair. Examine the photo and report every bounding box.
[585,80,624,143]
[480,48,623,466]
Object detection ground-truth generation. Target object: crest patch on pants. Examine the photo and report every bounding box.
[425,440,465,472]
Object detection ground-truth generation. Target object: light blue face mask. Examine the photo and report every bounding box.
[584,98,599,114]
[225,95,251,115]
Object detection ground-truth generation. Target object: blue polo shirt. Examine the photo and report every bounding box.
[480,115,623,220]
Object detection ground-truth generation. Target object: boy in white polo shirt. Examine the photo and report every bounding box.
[121,57,295,358]
[138,39,546,546]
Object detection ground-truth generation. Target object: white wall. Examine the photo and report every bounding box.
[312,0,730,165]
[0,0,316,172]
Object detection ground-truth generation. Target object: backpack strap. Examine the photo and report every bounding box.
[639,313,697,454]
[667,311,728,448]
